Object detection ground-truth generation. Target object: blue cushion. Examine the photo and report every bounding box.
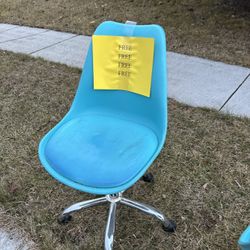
[44,115,158,188]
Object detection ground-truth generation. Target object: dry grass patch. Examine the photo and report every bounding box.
[0,50,249,249]
[0,0,250,67]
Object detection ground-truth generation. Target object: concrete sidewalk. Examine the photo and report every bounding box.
[0,229,33,250]
[0,23,249,117]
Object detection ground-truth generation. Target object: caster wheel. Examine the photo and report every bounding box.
[162,219,176,233]
[142,173,154,183]
[58,213,72,224]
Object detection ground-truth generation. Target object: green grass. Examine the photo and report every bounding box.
[0,50,250,249]
[0,0,250,67]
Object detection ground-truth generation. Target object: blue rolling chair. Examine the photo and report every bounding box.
[239,226,250,250]
[38,21,176,249]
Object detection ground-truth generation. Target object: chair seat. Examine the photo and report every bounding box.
[44,115,158,188]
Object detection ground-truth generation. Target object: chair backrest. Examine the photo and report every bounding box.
[70,21,167,144]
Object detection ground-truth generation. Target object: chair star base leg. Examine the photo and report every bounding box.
[58,192,176,250]
[62,196,107,215]
[105,201,117,250]
[120,197,176,232]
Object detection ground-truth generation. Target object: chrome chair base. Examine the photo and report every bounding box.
[58,192,176,250]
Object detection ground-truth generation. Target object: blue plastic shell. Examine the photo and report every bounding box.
[38,21,167,195]
[239,226,250,250]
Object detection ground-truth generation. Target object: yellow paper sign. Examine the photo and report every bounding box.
[92,35,154,97]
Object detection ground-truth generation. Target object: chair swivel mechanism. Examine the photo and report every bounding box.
[38,21,176,249]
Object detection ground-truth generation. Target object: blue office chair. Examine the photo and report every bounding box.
[239,226,250,250]
[38,21,176,249]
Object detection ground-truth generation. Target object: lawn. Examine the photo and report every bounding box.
[0,50,249,249]
[0,0,250,68]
